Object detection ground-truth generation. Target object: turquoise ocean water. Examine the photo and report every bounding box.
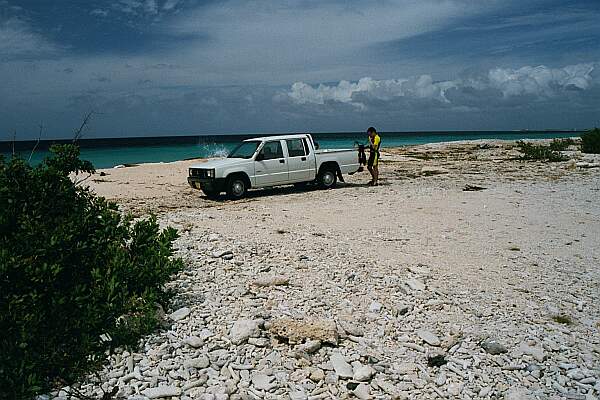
[4,131,580,169]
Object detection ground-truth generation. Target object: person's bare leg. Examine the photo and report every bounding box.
[373,165,379,185]
[367,166,374,184]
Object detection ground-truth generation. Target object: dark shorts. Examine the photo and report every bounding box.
[368,152,379,168]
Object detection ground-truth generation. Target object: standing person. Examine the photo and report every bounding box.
[367,127,381,186]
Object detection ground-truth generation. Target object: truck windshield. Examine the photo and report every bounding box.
[228,141,260,159]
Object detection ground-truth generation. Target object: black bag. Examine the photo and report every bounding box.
[358,144,367,165]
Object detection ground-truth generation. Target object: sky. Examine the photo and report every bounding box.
[1,0,599,140]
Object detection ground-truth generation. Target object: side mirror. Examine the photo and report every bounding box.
[314,141,320,150]
[255,153,264,161]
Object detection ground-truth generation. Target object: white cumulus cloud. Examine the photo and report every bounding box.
[288,76,456,108]
[488,64,595,97]
[287,63,596,108]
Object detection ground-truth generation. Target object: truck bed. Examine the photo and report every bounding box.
[315,148,355,154]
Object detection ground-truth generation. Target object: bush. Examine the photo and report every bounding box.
[581,128,600,154]
[548,138,575,152]
[516,141,568,162]
[0,145,183,400]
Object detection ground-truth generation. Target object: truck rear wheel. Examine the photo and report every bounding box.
[226,176,247,199]
[318,169,337,189]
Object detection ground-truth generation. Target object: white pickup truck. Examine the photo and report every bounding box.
[187,134,360,198]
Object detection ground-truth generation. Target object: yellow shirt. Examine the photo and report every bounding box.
[370,134,380,153]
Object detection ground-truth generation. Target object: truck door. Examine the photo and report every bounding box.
[254,140,289,186]
[286,138,315,182]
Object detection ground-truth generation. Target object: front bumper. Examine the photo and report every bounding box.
[187,176,226,192]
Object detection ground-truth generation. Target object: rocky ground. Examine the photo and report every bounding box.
[70,140,600,399]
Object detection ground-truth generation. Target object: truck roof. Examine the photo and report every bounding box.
[244,133,310,142]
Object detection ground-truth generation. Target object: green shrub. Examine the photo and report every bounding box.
[516,141,568,162]
[552,314,574,325]
[581,128,600,154]
[548,138,575,152]
[0,145,183,400]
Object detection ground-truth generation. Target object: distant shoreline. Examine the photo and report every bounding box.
[96,137,579,171]
[1,129,586,152]
[3,132,584,169]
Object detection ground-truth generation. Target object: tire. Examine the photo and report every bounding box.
[201,187,220,199]
[226,176,247,199]
[318,169,337,189]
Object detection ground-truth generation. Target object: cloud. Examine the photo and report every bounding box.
[111,0,144,14]
[91,75,111,83]
[0,17,63,60]
[144,0,158,15]
[488,64,595,97]
[162,0,506,85]
[286,63,596,109]
[90,9,109,17]
[109,0,179,18]
[162,0,179,11]
[288,76,456,108]
[1,1,599,138]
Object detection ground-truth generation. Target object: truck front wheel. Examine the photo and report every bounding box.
[226,176,247,199]
[318,169,337,189]
[201,186,220,199]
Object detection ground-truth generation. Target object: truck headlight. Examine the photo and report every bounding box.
[207,169,215,178]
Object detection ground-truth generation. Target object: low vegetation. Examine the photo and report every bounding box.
[516,140,568,162]
[581,128,600,154]
[0,145,183,400]
[552,314,574,325]
[548,138,575,152]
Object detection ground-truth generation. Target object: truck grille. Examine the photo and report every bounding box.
[189,168,210,178]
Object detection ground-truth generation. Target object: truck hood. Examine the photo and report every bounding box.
[189,158,250,170]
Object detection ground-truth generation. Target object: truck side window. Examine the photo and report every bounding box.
[286,139,306,157]
[259,141,283,160]
[302,138,311,154]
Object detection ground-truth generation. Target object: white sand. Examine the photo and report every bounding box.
[78,139,600,398]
